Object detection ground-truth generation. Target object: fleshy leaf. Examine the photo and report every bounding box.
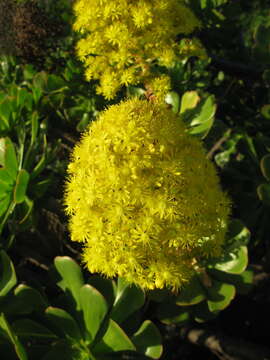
[176,275,206,305]
[132,320,163,359]
[209,246,248,274]
[0,192,12,218]
[45,307,82,341]
[14,170,30,204]
[156,300,190,325]
[261,105,270,120]
[0,250,17,297]
[0,313,27,360]
[111,278,145,324]
[87,275,116,307]
[206,280,236,313]
[79,284,108,343]
[8,284,48,315]
[207,269,253,295]
[0,98,13,131]
[226,219,250,246]
[257,183,270,206]
[12,319,57,339]
[165,92,180,114]
[41,340,88,360]
[180,91,200,114]
[260,154,270,181]
[188,95,216,138]
[0,138,5,166]
[0,168,15,185]
[3,138,18,180]
[93,319,135,354]
[54,256,84,311]
[193,301,217,323]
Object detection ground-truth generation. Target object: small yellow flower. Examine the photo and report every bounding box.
[73,0,201,99]
[65,99,231,290]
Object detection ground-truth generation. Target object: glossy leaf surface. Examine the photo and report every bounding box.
[46,307,82,341]
[132,320,162,359]
[93,319,135,354]
[176,275,206,305]
[14,170,30,204]
[111,278,145,324]
[0,250,17,297]
[79,284,108,343]
[54,256,84,311]
[206,280,236,312]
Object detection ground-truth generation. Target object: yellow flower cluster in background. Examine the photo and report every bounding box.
[73,0,201,99]
[65,99,231,290]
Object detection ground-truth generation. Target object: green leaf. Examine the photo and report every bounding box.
[33,72,48,92]
[0,138,5,166]
[76,113,91,132]
[0,250,17,297]
[132,320,162,359]
[45,307,82,341]
[0,168,14,186]
[156,301,190,325]
[54,256,84,311]
[226,219,251,246]
[32,179,52,199]
[261,105,270,120]
[193,301,217,323]
[176,275,206,305]
[79,284,108,343]
[209,246,248,274]
[12,319,57,339]
[88,275,116,307]
[207,269,253,295]
[260,154,270,181]
[3,284,48,315]
[111,278,145,324]
[93,319,135,354]
[47,75,67,93]
[0,313,28,360]
[17,88,33,111]
[32,72,47,103]
[30,111,39,146]
[0,180,11,195]
[165,92,180,114]
[31,152,47,180]
[230,270,253,295]
[23,64,36,80]
[0,98,13,131]
[41,340,89,360]
[188,96,216,138]
[180,91,200,114]
[0,193,12,218]
[257,183,270,206]
[14,170,30,204]
[206,280,236,313]
[18,196,33,224]
[3,138,18,180]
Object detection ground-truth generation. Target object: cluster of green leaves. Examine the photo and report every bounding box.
[0,253,162,359]
[0,51,107,246]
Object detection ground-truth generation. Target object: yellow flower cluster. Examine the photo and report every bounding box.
[73,0,201,99]
[65,99,231,290]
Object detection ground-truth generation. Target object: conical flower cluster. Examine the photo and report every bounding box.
[65,99,230,290]
[73,0,200,99]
